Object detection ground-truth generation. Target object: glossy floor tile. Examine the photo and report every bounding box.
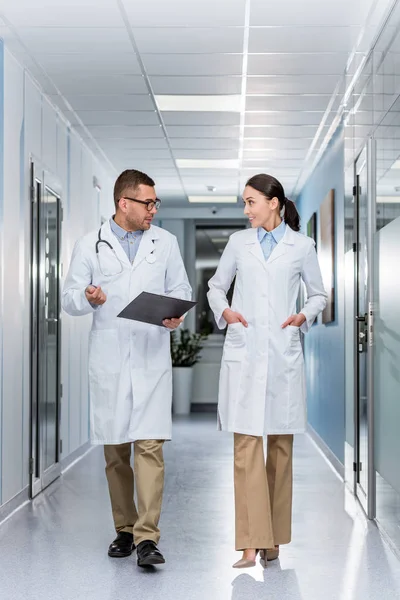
[0,414,400,600]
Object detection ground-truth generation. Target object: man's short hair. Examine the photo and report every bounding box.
[113,169,155,209]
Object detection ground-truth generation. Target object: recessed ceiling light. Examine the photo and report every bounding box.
[188,196,238,203]
[243,158,270,162]
[155,95,242,112]
[177,159,239,169]
[244,148,274,152]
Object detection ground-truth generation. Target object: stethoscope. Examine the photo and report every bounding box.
[95,228,156,276]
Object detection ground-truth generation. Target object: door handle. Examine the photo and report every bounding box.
[356,313,368,352]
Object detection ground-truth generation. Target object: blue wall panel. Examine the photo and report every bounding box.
[0,39,4,503]
[297,126,346,463]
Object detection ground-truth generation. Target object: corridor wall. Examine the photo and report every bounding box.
[0,41,114,511]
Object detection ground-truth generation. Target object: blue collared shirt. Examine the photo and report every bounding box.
[109,217,143,263]
[257,220,287,261]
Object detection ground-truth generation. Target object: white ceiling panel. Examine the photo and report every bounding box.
[105,149,172,160]
[245,125,322,138]
[50,74,148,96]
[250,0,375,27]
[105,159,176,170]
[124,0,245,26]
[248,53,349,76]
[156,174,182,190]
[0,0,124,26]
[249,27,360,53]
[244,148,308,159]
[170,138,240,150]
[150,76,242,95]
[120,167,179,177]
[132,28,244,54]
[243,159,304,169]
[245,112,324,126]
[77,125,164,139]
[142,54,243,76]
[162,112,240,126]
[99,139,170,150]
[174,149,239,159]
[243,138,313,149]
[76,111,160,126]
[245,95,334,112]
[180,169,241,178]
[16,27,132,53]
[34,52,142,75]
[166,126,240,138]
[247,75,339,95]
[61,95,154,111]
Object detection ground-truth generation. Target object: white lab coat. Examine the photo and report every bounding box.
[207,225,327,436]
[62,221,192,445]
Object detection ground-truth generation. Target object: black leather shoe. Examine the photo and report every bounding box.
[108,532,135,558]
[137,540,165,567]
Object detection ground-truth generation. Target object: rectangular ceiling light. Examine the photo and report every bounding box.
[177,159,239,169]
[188,196,238,203]
[155,95,241,112]
[391,160,400,169]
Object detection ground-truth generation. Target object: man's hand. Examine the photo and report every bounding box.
[85,285,107,306]
[222,308,248,327]
[163,316,184,330]
[281,313,306,329]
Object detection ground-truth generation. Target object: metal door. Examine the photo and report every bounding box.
[353,140,376,518]
[30,161,62,497]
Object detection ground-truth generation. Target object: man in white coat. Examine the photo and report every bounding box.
[62,169,192,568]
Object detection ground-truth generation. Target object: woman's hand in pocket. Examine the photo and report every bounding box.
[223,308,248,327]
[281,313,306,329]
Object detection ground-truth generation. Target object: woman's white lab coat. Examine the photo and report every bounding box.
[207,225,327,436]
[62,221,192,445]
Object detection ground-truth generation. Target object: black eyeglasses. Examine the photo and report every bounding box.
[121,197,161,211]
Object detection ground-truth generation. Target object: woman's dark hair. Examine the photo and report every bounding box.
[245,173,300,232]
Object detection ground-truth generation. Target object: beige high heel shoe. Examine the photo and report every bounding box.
[260,546,280,563]
[232,549,259,569]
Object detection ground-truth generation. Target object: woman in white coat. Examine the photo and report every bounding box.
[207,174,327,568]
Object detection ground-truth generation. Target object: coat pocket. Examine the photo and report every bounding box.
[89,329,121,376]
[223,322,246,362]
[285,325,302,357]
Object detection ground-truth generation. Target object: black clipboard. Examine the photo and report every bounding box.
[117,291,197,327]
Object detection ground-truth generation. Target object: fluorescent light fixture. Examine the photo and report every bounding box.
[376,196,400,203]
[211,237,229,243]
[188,196,237,203]
[155,95,241,112]
[243,158,270,162]
[244,148,274,152]
[391,160,400,169]
[177,159,239,169]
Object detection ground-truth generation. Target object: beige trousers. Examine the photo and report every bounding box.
[104,440,164,546]
[234,433,293,551]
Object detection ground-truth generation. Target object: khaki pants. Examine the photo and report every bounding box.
[234,433,293,551]
[104,440,164,546]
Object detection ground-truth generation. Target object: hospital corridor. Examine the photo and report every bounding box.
[1,0,400,599]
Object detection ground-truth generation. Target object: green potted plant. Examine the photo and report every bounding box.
[170,328,207,415]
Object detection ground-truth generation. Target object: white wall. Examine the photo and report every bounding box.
[0,45,114,509]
